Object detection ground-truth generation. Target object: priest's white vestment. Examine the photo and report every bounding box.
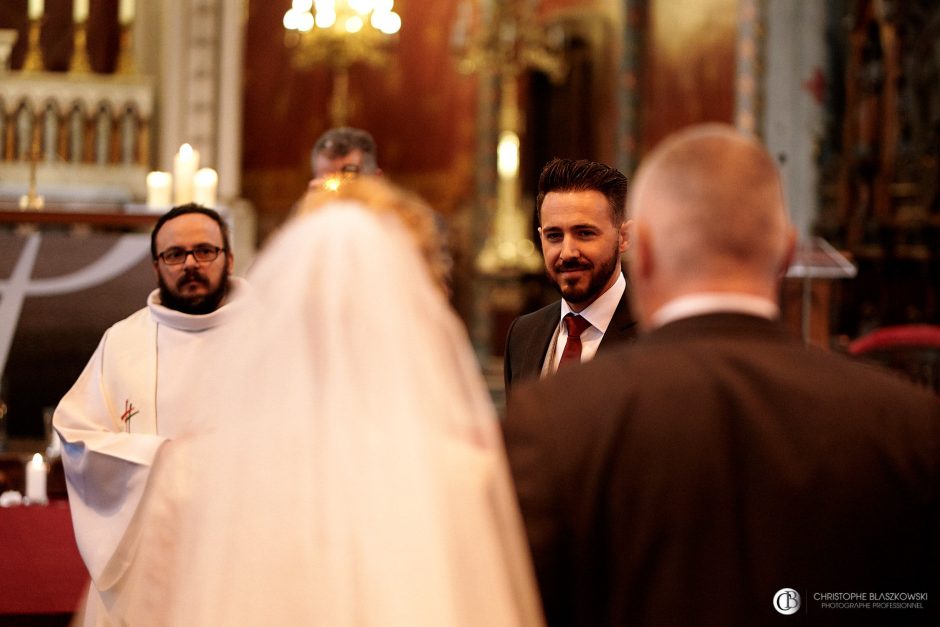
[52,277,249,625]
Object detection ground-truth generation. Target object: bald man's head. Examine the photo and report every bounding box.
[626,124,794,326]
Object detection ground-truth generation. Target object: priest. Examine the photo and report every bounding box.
[52,204,250,625]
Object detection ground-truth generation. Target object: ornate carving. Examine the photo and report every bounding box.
[820,0,940,333]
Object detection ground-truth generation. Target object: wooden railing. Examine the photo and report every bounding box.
[0,72,154,202]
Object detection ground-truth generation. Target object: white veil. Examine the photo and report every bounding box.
[136,196,543,626]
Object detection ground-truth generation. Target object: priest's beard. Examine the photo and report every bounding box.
[158,270,230,315]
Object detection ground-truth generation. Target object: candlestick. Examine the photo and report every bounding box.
[119,0,135,25]
[73,0,89,23]
[173,143,199,205]
[23,15,43,72]
[193,168,219,207]
[18,131,44,210]
[71,21,92,73]
[146,171,173,208]
[28,0,44,21]
[116,22,136,74]
[25,453,48,505]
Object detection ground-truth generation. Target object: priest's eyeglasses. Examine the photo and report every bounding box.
[157,245,225,265]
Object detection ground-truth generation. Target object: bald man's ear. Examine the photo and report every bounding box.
[631,219,654,280]
[777,228,797,280]
[618,219,632,253]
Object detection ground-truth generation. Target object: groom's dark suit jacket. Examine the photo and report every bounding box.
[503,290,636,396]
[504,313,940,627]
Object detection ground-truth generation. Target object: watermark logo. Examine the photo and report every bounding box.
[774,588,801,615]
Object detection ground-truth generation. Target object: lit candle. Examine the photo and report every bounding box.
[193,168,219,207]
[146,171,173,207]
[25,453,48,505]
[73,0,89,23]
[173,143,199,205]
[28,0,44,21]
[119,0,135,25]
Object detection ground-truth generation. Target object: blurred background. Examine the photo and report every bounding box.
[1,0,938,442]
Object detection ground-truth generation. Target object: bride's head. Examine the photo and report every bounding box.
[299,177,451,292]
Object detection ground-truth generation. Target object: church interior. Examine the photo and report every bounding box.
[0,0,938,618]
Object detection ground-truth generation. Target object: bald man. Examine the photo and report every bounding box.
[503,124,940,627]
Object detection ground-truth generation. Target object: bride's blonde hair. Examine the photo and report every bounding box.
[300,177,451,291]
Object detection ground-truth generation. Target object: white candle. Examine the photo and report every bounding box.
[146,171,173,207]
[119,0,135,25]
[28,0,44,21]
[73,0,89,23]
[25,453,48,504]
[173,143,199,205]
[193,168,219,207]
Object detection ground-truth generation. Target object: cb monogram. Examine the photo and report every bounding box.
[774,588,801,615]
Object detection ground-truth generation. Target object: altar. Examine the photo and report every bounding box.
[0,499,87,619]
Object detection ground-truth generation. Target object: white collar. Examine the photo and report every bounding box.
[147,276,250,332]
[651,292,778,329]
[560,272,626,333]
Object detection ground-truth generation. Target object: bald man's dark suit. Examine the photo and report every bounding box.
[503,290,636,395]
[504,313,940,627]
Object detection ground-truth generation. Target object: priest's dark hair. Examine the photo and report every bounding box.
[150,203,231,260]
[535,158,628,226]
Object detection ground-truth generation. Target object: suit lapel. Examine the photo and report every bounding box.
[597,290,637,354]
[521,304,560,378]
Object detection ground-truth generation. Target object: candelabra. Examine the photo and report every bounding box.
[453,0,566,275]
[283,0,401,126]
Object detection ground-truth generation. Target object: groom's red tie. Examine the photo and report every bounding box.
[559,314,591,370]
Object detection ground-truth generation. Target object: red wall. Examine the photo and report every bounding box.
[639,0,736,154]
[242,0,477,240]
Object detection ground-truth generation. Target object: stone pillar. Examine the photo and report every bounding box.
[761,0,826,239]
